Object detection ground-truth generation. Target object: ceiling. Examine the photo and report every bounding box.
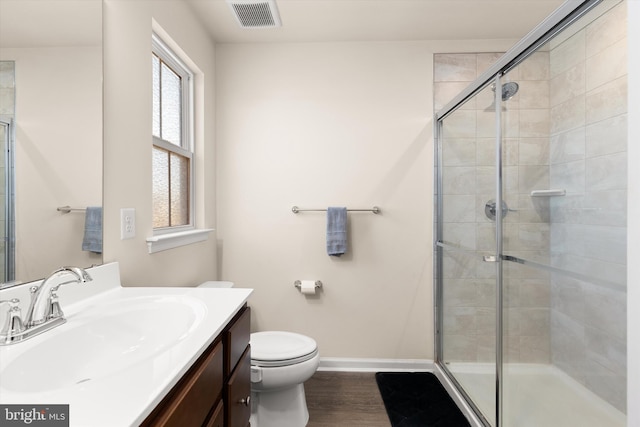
[0,0,102,48]
[185,0,567,44]
[0,0,567,47]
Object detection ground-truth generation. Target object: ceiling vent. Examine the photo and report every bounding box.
[226,0,282,29]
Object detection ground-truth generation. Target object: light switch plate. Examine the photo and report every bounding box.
[120,208,135,240]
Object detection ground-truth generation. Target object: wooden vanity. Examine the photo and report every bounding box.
[141,305,251,427]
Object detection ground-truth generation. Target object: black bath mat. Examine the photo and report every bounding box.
[375,372,471,427]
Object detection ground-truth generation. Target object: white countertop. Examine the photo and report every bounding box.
[0,263,252,427]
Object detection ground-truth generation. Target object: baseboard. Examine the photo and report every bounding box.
[318,357,435,372]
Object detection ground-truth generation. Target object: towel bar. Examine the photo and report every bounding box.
[57,206,86,213]
[292,206,380,214]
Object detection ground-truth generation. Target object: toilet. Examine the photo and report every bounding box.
[250,331,319,427]
[198,281,320,427]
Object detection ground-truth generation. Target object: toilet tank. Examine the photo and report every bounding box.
[198,281,234,288]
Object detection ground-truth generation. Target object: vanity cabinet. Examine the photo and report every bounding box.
[205,401,224,427]
[224,305,251,427]
[142,305,251,427]
[226,347,251,427]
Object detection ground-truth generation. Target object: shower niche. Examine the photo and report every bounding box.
[434,1,627,426]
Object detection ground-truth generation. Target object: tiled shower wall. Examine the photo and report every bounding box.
[435,0,627,413]
[435,52,504,364]
[547,1,627,412]
[435,51,552,365]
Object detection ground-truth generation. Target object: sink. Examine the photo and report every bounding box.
[0,262,253,427]
[1,295,206,392]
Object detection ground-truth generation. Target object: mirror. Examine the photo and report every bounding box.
[0,0,103,287]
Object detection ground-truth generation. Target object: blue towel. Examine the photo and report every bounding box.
[82,206,103,253]
[326,207,347,256]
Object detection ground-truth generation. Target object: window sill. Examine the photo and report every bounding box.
[146,228,214,254]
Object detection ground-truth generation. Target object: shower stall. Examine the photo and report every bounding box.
[434,1,627,426]
[0,61,15,283]
[0,118,15,284]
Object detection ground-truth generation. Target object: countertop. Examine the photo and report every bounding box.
[0,263,252,426]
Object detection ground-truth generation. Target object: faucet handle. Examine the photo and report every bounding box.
[0,298,25,344]
[43,279,78,321]
[0,298,21,314]
[46,289,65,321]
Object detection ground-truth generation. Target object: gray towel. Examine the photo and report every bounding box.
[326,207,347,256]
[82,206,103,253]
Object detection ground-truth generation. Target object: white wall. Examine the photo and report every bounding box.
[1,46,102,280]
[627,1,638,425]
[103,0,218,286]
[216,40,514,358]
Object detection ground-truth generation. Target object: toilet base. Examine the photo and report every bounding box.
[250,383,309,427]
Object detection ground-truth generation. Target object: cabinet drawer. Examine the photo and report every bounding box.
[225,346,252,427]
[225,306,251,376]
[143,340,224,427]
[204,399,224,427]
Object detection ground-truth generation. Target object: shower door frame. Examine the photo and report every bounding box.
[433,1,606,426]
[0,117,15,283]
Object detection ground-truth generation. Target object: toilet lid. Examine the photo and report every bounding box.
[251,331,318,367]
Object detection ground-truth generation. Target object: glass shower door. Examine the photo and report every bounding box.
[0,118,14,283]
[437,81,500,426]
[437,2,627,426]
[500,2,627,424]
[0,61,15,283]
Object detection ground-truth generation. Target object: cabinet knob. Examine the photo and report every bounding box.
[238,396,251,406]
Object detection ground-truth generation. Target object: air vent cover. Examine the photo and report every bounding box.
[226,0,282,28]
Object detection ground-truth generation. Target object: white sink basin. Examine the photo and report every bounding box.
[0,262,252,427]
[1,295,206,392]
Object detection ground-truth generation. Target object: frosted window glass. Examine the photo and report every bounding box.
[161,63,181,146]
[153,147,190,228]
[170,153,189,226]
[152,55,160,138]
[152,147,170,228]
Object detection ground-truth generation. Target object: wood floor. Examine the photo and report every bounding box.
[305,371,391,427]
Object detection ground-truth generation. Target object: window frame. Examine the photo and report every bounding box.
[151,33,195,235]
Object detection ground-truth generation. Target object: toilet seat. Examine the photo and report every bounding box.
[251,331,318,367]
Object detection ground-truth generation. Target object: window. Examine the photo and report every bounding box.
[152,34,193,232]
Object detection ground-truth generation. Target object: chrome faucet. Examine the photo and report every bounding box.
[0,266,92,345]
[25,266,93,327]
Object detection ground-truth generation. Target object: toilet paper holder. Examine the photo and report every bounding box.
[294,280,322,290]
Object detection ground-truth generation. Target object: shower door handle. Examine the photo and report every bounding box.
[483,255,498,262]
